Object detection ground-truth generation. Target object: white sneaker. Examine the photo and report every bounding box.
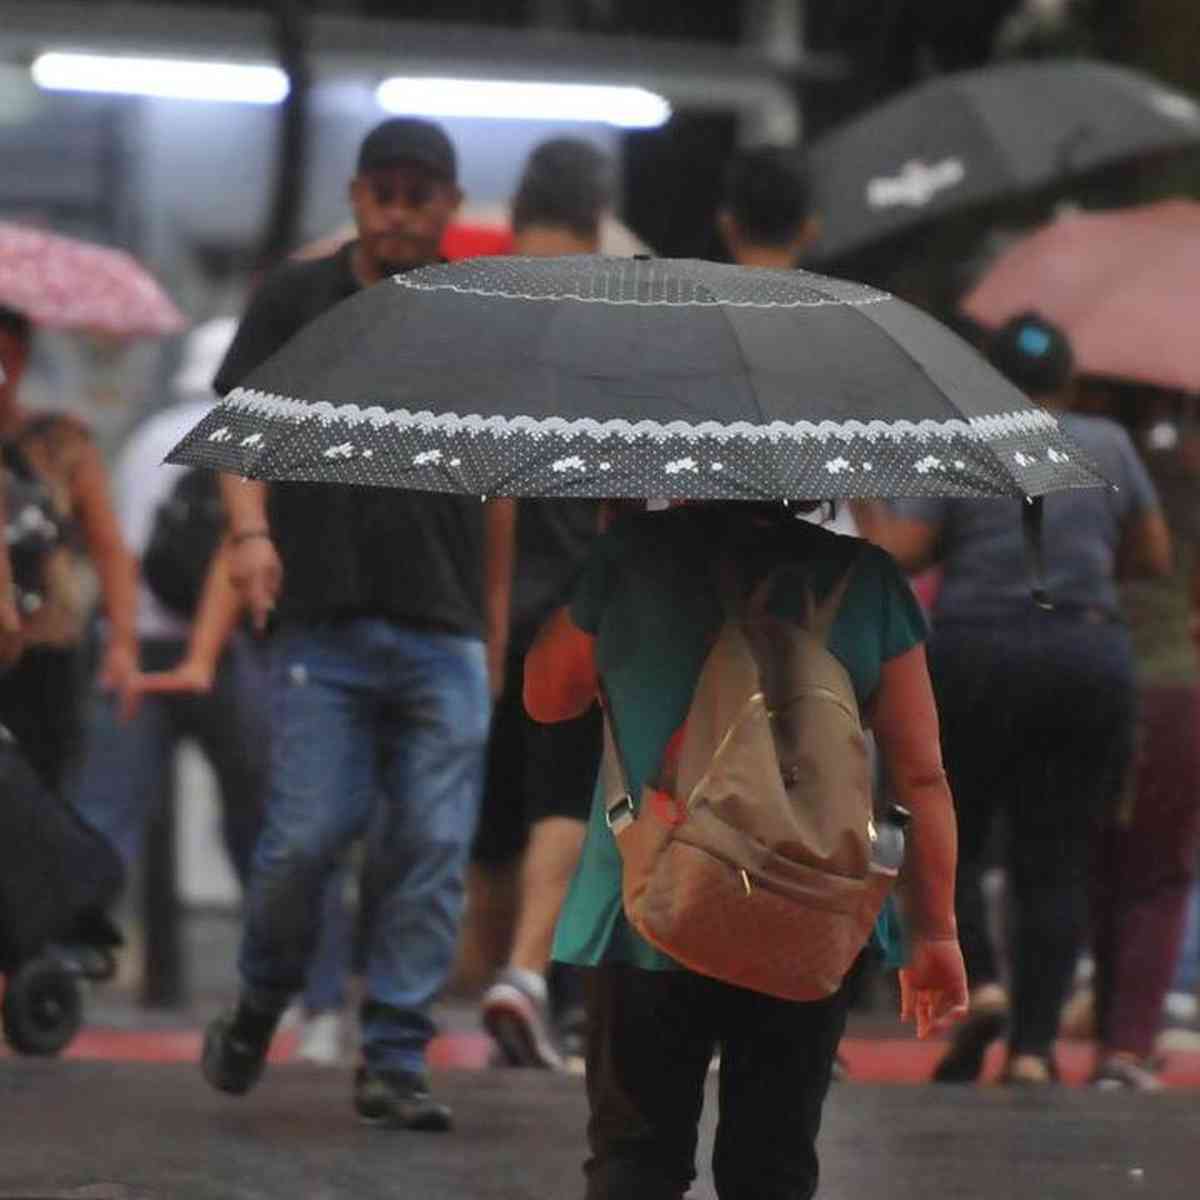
[1091,1054,1163,1092]
[481,968,563,1070]
[295,1010,343,1066]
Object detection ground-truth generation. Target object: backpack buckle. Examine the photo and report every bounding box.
[605,792,635,834]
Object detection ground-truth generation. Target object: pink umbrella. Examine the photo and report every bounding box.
[0,221,186,338]
[963,200,1200,391]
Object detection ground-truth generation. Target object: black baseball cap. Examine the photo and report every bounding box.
[356,117,457,181]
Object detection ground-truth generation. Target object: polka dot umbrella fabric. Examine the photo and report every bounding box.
[0,222,186,339]
[169,256,1107,502]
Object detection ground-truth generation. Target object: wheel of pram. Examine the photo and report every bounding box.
[2,956,84,1055]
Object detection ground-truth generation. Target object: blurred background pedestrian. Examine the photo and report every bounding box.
[1074,385,1200,1088]
[0,305,139,795]
[199,116,513,1133]
[473,137,612,1071]
[68,316,269,994]
[881,313,1172,1085]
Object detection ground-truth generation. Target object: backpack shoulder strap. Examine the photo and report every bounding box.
[597,681,636,835]
[735,540,864,646]
[798,550,862,644]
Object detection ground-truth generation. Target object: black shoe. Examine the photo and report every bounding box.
[353,1066,453,1132]
[201,1010,273,1096]
[932,1009,1008,1084]
[555,1003,588,1065]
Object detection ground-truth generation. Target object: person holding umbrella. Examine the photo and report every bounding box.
[883,313,1171,1086]
[167,246,1109,1176]
[200,117,514,1133]
[526,501,967,1198]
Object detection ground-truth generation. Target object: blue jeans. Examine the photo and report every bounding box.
[238,618,490,1073]
[303,861,355,1014]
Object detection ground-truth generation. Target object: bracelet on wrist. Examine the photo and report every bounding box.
[229,529,272,546]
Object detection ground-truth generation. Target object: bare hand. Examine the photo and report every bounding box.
[228,535,282,633]
[99,641,140,722]
[132,657,215,698]
[898,935,969,1039]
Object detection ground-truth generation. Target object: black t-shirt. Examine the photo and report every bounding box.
[510,498,601,653]
[214,243,485,635]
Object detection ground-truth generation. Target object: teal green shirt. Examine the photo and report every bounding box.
[551,508,927,972]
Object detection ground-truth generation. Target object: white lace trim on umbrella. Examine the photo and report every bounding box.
[390,275,890,309]
[216,388,1060,446]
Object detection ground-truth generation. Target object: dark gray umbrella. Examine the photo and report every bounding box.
[168,255,1105,501]
[806,59,1200,264]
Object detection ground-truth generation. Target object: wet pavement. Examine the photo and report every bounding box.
[4,914,1198,1197]
[2,1057,1198,1200]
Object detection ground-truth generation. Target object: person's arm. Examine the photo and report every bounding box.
[0,489,22,667]
[1113,424,1172,579]
[483,497,516,698]
[220,475,281,632]
[70,439,139,709]
[868,643,968,1038]
[134,543,243,696]
[873,515,942,573]
[524,606,597,723]
[210,264,310,631]
[1116,509,1172,579]
[847,500,890,545]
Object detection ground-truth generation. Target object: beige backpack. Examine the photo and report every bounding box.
[600,554,903,1002]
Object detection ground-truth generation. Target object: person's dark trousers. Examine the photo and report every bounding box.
[930,612,1136,1059]
[1092,684,1200,1058]
[581,965,848,1200]
[0,644,84,795]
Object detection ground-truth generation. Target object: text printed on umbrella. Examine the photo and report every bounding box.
[867,159,966,209]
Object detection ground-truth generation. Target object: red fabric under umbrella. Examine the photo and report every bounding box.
[0,221,186,338]
[440,221,515,260]
[963,200,1200,391]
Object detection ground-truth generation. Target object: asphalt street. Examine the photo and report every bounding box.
[2,1059,1198,1200]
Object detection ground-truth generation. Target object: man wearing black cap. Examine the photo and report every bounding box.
[202,117,514,1132]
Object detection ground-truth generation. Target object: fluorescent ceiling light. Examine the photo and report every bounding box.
[31,52,288,104]
[376,77,670,128]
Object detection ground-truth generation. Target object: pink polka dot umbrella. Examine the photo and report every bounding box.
[0,222,186,339]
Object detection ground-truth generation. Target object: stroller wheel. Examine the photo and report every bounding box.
[3,956,84,1055]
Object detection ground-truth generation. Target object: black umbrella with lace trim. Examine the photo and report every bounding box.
[168,255,1105,503]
